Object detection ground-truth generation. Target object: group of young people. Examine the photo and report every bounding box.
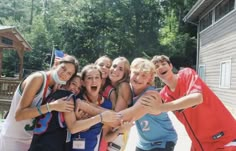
[0,54,236,151]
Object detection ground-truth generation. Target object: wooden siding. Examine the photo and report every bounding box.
[199,9,236,107]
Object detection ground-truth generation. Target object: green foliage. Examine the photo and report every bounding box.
[2,51,18,77]
[24,15,52,70]
[1,0,198,74]
[159,0,197,69]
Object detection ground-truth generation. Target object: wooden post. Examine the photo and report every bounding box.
[16,48,24,80]
[0,48,3,77]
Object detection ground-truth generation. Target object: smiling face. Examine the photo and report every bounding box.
[55,63,76,82]
[82,67,102,98]
[66,76,81,95]
[130,70,153,95]
[151,55,173,81]
[130,58,155,95]
[109,60,125,84]
[109,57,130,86]
[154,61,173,80]
[95,57,112,79]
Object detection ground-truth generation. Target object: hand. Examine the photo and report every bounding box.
[50,97,74,112]
[101,110,122,123]
[117,120,134,133]
[139,91,162,115]
[75,109,90,119]
[75,99,89,111]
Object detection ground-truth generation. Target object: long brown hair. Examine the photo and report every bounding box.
[58,55,79,79]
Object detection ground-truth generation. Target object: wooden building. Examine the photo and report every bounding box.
[184,0,236,107]
[0,26,32,117]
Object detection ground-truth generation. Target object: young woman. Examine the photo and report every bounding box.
[102,57,133,151]
[95,55,116,109]
[28,73,82,151]
[28,70,120,151]
[0,55,79,151]
[68,64,121,151]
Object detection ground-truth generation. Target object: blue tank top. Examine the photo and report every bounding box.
[30,90,74,151]
[71,96,112,151]
[132,86,177,150]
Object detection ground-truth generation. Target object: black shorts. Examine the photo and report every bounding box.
[135,141,175,151]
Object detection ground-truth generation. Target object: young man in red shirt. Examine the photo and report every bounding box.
[140,55,236,151]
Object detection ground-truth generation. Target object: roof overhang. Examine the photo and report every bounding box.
[0,26,32,51]
[183,0,215,23]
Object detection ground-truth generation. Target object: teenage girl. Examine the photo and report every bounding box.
[0,55,79,151]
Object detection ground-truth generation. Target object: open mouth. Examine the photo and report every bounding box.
[91,86,98,91]
[161,71,167,75]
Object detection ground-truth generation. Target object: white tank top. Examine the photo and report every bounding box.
[0,71,51,142]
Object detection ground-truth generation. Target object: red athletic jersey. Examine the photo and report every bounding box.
[160,68,236,151]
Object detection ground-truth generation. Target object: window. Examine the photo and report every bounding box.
[198,65,205,81]
[200,11,213,31]
[215,0,235,21]
[220,60,231,88]
[1,36,13,45]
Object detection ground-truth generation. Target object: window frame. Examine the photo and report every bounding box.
[215,0,235,21]
[219,60,231,88]
[199,10,213,32]
[198,64,206,82]
[199,0,236,33]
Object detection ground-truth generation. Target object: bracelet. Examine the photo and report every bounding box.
[99,113,103,123]
[46,103,51,112]
[37,105,43,115]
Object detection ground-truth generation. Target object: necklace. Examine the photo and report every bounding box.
[84,93,102,106]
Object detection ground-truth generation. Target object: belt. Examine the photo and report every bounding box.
[151,141,175,148]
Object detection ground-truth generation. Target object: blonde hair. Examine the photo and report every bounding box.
[131,58,155,73]
[131,58,156,84]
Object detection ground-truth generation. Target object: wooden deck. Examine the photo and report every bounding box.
[0,78,19,118]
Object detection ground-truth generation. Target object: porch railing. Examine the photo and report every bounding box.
[0,78,20,118]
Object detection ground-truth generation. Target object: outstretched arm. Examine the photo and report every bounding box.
[118,90,162,122]
[140,92,203,114]
[75,99,108,116]
[103,121,134,142]
[64,99,122,134]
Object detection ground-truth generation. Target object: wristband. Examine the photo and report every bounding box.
[46,103,51,112]
[99,113,103,123]
[37,105,43,115]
